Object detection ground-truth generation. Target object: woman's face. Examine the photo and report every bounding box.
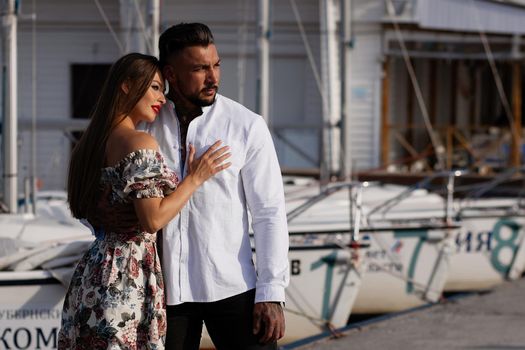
[129,71,166,124]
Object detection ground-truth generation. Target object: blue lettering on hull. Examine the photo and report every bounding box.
[455,218,523,275]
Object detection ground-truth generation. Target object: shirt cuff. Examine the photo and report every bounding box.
[255,284,286,304]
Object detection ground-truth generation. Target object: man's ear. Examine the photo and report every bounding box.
[121,82,130,94]
[163,65,176,83]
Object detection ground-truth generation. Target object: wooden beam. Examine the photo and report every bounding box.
[510,62,522,167]
[381,58,391,168]
[406,61,415,150]
[429,60,437,126]
[450,60,458,126]
[469,62,477,132]
[446,126,453,170]
[447,61,459,169]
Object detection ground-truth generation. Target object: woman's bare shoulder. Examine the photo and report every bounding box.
[123,130,159,152]
[106,129,159,166]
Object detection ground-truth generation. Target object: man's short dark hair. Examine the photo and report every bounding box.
[159,23,215,68]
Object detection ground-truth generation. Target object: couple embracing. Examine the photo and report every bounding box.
[59,22,289,350]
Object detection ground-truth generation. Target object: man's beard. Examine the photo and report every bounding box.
[185,85,219,107]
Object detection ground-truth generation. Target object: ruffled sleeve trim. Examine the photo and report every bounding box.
[102,149,178,200]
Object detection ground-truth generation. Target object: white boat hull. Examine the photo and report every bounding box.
[283,247,361,341]
[200,245,363,347]
[285,180,454,315]
[0,272,65,349]
[445,211,525,291]
[352,228,453,314]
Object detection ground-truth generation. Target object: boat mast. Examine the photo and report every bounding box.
[118,0,159,56]
[319,0,342,181]
[119,0,144,53]
[256,0,270,124]
[149,0,159,57]
[341,0,353,180]
[2,0,19,213]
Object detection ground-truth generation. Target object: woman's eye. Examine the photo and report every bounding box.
[152,85,160,91]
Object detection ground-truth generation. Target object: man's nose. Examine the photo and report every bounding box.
[206,68,218,85]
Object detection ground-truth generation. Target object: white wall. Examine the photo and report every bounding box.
[346,26,383,170]
[15,10,120,189]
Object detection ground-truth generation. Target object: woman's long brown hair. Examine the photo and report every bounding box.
[67,53,160,222]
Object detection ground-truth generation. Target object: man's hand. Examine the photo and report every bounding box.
[252,302,285,344]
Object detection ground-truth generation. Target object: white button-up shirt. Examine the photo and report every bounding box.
[143,94,289,305]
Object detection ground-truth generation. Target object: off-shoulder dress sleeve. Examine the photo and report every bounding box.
[118,149,178,199]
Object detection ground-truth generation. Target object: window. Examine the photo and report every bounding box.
[70,64,111,147]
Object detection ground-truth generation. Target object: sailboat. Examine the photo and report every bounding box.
[0,2,93,348]
[285,169,525,316]
[275,0,456,316]
[444,170,525,291]
[359,0,525,298]
[0,208,92,350]
[284,175,456,315]
[355,169,525,313]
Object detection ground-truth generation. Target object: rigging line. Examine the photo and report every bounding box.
[132,0,154,54]
[31,0,37,214]
[286,254,359,324]
[283,298,342,335]
[283,307,327,323]
[385,0,446,170]
[288,0,329,110]
[93,0,124,54]
[469,0,520,144]
[365,234,444,293]
[285,283,324,324]
[236,0,250,105]
[123,1,133,53]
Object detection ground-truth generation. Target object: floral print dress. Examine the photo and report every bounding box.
[58,149,178,350]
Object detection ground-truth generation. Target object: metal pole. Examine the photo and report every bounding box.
[31,0,37,214]
[319,0,342,177]
[24,177,30,213]
[341,0,353,179]
[445,172,455,224]
[256,0,270,124]
[2,0,18,213]
[119,0,146,54]
[150,0,160,57]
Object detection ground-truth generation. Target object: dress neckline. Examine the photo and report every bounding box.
[103,148,160,170]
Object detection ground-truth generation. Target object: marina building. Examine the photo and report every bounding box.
[2,0,524,192]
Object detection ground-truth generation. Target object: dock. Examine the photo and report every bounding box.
[281,277,525,349]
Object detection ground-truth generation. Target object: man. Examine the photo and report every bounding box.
[145,22,289,349]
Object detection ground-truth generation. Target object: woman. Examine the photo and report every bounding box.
[58,53,230,349]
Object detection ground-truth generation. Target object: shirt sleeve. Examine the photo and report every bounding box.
[241,117,289,303]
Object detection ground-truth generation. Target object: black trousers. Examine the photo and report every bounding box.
[165,289,278,350]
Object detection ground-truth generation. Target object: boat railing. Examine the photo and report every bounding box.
[453,165,525,216]
[457,164,525,200]
[366,170,466,224]
[366,167,525,223]
[286,181,366,243]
